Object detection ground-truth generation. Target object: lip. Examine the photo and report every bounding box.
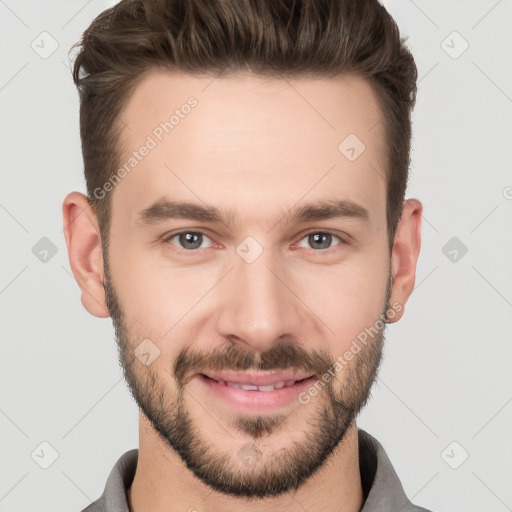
[201,370,314,386]
[197,373,317,412]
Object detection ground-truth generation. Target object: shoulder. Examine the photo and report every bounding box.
[358,428,435,512]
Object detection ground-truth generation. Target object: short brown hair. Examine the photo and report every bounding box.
[71,0,417,249]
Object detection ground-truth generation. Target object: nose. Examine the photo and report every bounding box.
[215,244,303,354]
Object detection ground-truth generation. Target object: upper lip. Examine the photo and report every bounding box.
[201,371,315,386]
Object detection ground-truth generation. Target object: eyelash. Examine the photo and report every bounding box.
[162,229,346,255]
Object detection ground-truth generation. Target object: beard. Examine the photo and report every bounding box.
[103,252,391,499]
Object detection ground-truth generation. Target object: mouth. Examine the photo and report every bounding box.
[201,374,313,392]
[197,371,317,412]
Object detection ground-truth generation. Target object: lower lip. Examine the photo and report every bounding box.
[198,374,317,412]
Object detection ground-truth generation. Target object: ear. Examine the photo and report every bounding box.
[62,192,110,318]
[387,198,423,323]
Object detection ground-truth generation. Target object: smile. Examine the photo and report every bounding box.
[203,375,310,392]
[198,373,317,412]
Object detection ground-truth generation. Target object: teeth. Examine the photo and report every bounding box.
[240,384,259,391]
[216,379,302,391]
[257,385,277,391]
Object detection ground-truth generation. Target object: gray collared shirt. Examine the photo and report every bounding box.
[82,429,433,512]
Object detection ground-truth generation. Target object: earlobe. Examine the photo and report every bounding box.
[387,198,423,323]
[62,192,110,318]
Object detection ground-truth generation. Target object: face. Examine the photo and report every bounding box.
[101,71,394,498]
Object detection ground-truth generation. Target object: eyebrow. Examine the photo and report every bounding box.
[136,197,370,228]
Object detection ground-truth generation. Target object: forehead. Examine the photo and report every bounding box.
[114,70,387,228]
[120,70,385,149]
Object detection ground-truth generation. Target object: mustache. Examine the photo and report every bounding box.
[174,340,335,389]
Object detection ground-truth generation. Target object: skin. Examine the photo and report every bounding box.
[63,71,422,512]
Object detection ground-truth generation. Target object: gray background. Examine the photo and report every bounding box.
[1,0,511,511]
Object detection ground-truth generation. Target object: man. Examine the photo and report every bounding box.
[63,0,428,510]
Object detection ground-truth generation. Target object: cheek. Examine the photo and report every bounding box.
[296,256,389,351]
[108,241,214,357]
[107,239,170,334]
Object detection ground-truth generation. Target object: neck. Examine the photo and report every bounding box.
[127,416,363,512]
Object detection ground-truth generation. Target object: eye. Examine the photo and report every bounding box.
[296,231,344,252]
[162,230,345,254]
[164,231,215,251]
